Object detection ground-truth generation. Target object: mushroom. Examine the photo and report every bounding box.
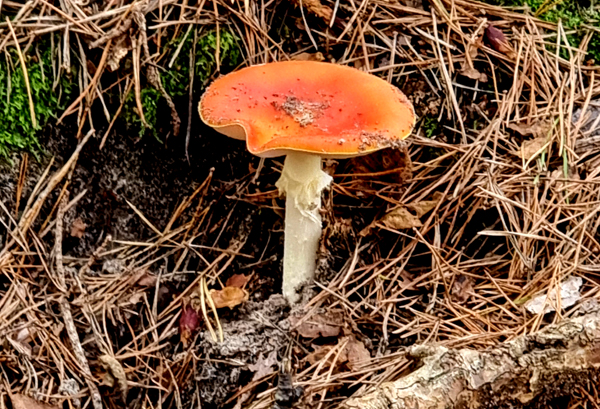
[199,61,415,303]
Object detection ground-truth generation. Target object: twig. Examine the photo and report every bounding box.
[55,195,103,409]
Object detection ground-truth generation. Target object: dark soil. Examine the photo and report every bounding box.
[0,79,423,409]
[0,118,294,408]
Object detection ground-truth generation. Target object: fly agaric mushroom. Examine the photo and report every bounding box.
[199,61,415,303]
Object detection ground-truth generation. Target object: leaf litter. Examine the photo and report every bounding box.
[2,0,600,407]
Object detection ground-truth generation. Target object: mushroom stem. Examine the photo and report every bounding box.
[276,151,333,303]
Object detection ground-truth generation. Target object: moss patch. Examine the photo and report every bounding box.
[486,0,600,62]
[0,39,75,158]
[122,29,242,139]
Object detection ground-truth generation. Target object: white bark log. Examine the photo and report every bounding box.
[343,307,600,408]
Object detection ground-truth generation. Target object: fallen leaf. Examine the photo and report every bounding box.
[126,292,144,305]
[15,327,34,344]
[397,35,412,46]
[380,207,422,230]
[508,120,552,138]
[451,275,474,303]
[9,327,36,357]
[11,394,60,409]
[226,274,250,288]
[210,287,248,309]
[362,192,441,236]
[7,336,32,357]
[525,276,582,315]
[290,311,344,338]
[459,64,488,82]
[306,344,335,365]
[465,35,482,60]
[305,337,370,370]
[290,0,332,21]
[248,350,279,380]
[485,25,515,57]
[99,355,128,401]
[179,304,201,345]
[394,269,416,290]
[345,337,370,370]
[407,192,443,217]
[518,137,548,160]
[70,218,87,238]
[549,166,579,181]
[291,52,325,62]
[136,272,158,287]
[86,60,97,76]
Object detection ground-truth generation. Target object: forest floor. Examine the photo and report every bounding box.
[2,0,600,408]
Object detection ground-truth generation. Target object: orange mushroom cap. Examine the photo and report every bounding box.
[199,61,415,158]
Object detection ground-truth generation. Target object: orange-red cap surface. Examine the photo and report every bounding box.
[199,61,415,158]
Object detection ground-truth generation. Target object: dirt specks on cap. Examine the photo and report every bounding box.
[272,96,330,127]
[358,130,390,152]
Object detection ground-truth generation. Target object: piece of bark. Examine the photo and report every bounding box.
[342,309,600,409]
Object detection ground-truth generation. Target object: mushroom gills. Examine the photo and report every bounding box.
[275,152,333,303]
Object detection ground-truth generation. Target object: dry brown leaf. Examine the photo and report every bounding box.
[459,64,488,82]
[127,291,144,305]
[11,394,59,409]
[70,218,87,238]
[362,192,441,235]
[291,0,332,21]
[7,336,32,356]
[15,326,34,344]
[518,137,548,160]
[509,120,553,161]
[466,35,482,60]
[550,167,579,181]
[452,275,474,303]
[86,60,97,76]
[397,35,412,46]
[407,192,443,218]
[291,52,325,61]
[226,274,250,288]
[306,342,348,368]
[136,272,158,287]
[306,344,335,365]
[210,287,248,309]
[485,25,515,57]
[345,337,370,370]
[99,354,128,401]
[508,120,552,138]
[380,207,422,230]
[305,337,369,370]
[290,311,344,338]
[395,269,416,290]
[248,350,278,380]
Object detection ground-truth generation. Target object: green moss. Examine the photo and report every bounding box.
[0,28,242,156]
[123,29,242,138]
[122,87,163,138]
[484,0,600,62]
[0,38,75,158]
[423,116,440,138]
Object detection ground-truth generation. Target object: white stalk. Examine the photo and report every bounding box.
[275,151,333,303]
